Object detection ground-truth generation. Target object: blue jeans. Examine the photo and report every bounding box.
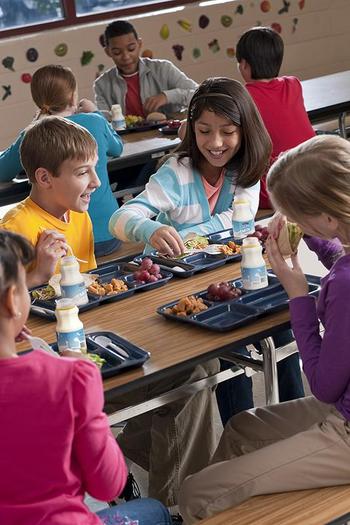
[94,238,122,258]
[216,330,305,426]
[96,497,172,525]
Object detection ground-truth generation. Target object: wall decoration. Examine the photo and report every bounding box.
[54,43,68,57]
[221,15,233,28]
[26,48,38,62]
[172,44,184,61]
[2,85,11,100]
[142,49,154,58]
[271,22,282,33]
[278,0,290,15]
[299,0,305,9]
[177,19,192,32]
[292,17,298,33]
[199,15,209,29]
[81,51,94,66]
[21,73,32,83]
[235,4,244,14]
[160,24,169,40]
[260,1,271,12]
[2,56,15,72]
[226,47,235,58]
[192,48,201,59]
[208,39,220,53]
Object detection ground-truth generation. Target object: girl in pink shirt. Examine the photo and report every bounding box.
[0,230,171,525]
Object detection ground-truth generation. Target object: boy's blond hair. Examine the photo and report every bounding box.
[267,135,350,224]
[31,65,76,115]
[20,116,97,183]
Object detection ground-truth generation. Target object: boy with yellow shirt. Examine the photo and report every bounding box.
[0,116,100,287]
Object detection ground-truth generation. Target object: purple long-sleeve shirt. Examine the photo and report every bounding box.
[290,253,350,420]
[303,235,344,270]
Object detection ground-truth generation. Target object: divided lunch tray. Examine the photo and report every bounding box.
[118,121,167,135]
[50,331,150,379]
[30,261,172,320]
[134,248,242,278]
[157,273,321,332]
[207,228,236,244]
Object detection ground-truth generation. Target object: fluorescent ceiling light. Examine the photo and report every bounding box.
[199,0,232,6]
[132,6,185,19]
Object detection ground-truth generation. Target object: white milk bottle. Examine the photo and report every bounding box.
[55,298,87,353]
[232,200,255,239]
[111,104,126,130]
[241,236,268,290]
[60,256,89,306]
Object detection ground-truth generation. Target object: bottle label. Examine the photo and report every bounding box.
[232,219,255,239]
[112,119,126,130]
[61,282,89,306]
[56,328,87,352]
[242,265,268,290]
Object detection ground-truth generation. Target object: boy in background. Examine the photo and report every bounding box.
[94,20,198,118]
[0,116,100,287]
[236,26,315,209]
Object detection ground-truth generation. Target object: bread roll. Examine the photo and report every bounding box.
[146,111,167,122]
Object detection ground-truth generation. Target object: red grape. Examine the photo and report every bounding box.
[149,263,160,275]
[141,257,153,270]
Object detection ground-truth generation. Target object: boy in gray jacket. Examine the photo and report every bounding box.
[94,20,198,118]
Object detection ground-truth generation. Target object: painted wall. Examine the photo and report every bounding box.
[0,0,349,149]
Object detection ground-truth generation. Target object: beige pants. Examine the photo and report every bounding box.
[179,396,350,523]
[105,359,220,506]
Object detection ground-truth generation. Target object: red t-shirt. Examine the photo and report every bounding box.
[246,76,316,208]
[123,72,144,117]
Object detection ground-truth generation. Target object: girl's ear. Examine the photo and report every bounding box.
[33,167,53,188]
[2,284,17,319]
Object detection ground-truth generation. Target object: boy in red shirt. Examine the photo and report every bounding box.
[236,26,315,208]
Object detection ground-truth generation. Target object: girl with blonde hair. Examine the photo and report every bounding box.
[179,135,350,523]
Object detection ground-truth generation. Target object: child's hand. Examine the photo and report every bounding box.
[265,236,309,299]
[150,226,186,257]
[28,230,68,287]
[15,325,32,343]
[78,98,97,113]
[268,212,287,239]
[144,93,167,113]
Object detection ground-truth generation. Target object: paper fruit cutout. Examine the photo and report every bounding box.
[21,73,32,83]
[2,85,11,100]
[221,15,233,28]
[2,56,15,71]
[26,48,38,62]
[278,0,290,14]
[81,51,94,66]
[55,43,68,57]
[142,49,154,58]
[271,22,282,33]
[192,48,201,59]
[172,44,184,61]
[178,19,192,32]
[160,24,169,40]
[208,39,220,53]
[199,15,209,29]
[299,0,305,8]
[292,17,298,33]
[235,4,244,14]
[260,1,271,12]
[226,47,235,58]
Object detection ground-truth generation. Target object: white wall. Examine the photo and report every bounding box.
[0,0,349,149]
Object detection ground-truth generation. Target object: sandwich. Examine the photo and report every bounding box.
[277,222,303,256]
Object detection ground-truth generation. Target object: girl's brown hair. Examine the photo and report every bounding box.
[267,135,350,223]
[31,65,76,116]
[177,77,271,188]
[0,231,34,299]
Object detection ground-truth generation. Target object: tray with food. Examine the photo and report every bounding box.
[118,112,168,134]
[134,235,242,278]
[30,261,172,320]
[50,331,150,379]
[207,225,269,245]
[157,273,320,332]
[158,120,182,135]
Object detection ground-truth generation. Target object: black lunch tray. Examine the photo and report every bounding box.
[134,248,242,278]
[207,228,237,244]
[157,273,321,332]
[118,121,167,135]
[30,261,172,321]
[50,331,150,379]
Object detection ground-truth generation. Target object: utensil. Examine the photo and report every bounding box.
[93,335,129,360]
[25,334,58,356]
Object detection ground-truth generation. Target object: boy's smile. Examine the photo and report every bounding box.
[106,33,142,76]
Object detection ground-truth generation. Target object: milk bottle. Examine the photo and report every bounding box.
[111,104,126,130]
[60,256,89,306]
[241,237,268,290]
[55,298,87,353]
[232,200,255,239]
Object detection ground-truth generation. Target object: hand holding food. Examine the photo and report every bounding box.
[276,222,303,256]
[267,212,287,240]
[165,296,208,317]
[77,98,97,113]
[207,281,242,301]
[133,257,163,283]
[28,230,68,287]
[150,226,186,257]
[247,225,269,243]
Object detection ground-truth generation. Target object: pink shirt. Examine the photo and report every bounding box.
[0,350,127,525]
[202,170,225,213]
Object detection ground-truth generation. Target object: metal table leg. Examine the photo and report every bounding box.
[338,112,347,138]
[260,337,279,405]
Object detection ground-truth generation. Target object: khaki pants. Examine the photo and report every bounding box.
[179,396,350,523]
[105,359,220,506]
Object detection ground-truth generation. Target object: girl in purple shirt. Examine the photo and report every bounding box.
[179,135,350,523]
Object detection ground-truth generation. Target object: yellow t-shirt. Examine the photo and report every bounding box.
[0,197,96,272]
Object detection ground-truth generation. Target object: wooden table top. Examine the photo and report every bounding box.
[22,259,290,396]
